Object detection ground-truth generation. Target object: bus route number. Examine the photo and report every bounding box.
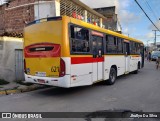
[51,66,60,72]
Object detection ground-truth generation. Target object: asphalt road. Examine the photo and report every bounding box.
[0,60,160,121]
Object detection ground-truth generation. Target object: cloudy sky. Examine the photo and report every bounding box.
[80,0,160,44]
[0,0,4,4]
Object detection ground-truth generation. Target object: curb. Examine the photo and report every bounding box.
[0,90,20,95]
[0,85,48,95]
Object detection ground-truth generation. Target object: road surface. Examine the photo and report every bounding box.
[0,61,160,121]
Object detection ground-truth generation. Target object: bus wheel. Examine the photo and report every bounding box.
[107,68,117,85]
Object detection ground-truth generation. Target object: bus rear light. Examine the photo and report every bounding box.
[59,58,66,77]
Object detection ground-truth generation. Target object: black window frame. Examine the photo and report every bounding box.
[105,34,124,55]
[69,24,92,55]
[91,34,104,56]
[130,41,141,55]
[136,43,141,54]
[117,37,124,54]
[106,34,116,54]
[69,23,143,56]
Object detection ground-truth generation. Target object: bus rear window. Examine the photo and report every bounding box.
[24,43,60,58]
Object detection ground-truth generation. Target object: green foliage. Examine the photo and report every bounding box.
[0,79,10,85]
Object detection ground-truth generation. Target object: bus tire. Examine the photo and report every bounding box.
[107,68,117,85]
[138,62,141,69]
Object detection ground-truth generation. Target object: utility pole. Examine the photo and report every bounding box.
[152,30,158,46]
[147,40,150,47]
[147,40,150,52]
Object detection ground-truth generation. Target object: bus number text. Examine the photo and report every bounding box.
[51,66,60,72]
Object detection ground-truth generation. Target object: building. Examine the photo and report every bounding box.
[0,0,123,37]
[0,4,5,35]
[94,6,122,32]
[149,42,160,51]
[0,37,24,82]
[0,0,58,37]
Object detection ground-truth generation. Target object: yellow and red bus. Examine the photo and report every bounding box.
[24,16,144,88]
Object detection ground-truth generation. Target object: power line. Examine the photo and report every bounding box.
[144,0,159,21]
[147,0,160,20]
[135,0,160,31]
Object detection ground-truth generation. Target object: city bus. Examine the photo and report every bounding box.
[24,16,144,88]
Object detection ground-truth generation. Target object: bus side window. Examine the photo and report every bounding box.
[121,39,124,53]
[70,25,75,38]
[135,43,140,54]
[117,38,123,54]
[106,35,108,53]
[106,35,117,54]
[131,42,140,54]
[70,25,90,53]
[130,42,136,54]
[92,35,103,57]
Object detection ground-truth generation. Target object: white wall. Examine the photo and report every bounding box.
[0,37,23,82]
[34,0,60,20]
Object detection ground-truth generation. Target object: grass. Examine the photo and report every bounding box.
[14,80,33,86]
[0,79,10,85]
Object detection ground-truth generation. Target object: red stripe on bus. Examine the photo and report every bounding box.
[71,57,104,64]
[24,43,61,58]
[91,31,103,37]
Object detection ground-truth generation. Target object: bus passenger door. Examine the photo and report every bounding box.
[92,35,104,82]
[124,42,130,73]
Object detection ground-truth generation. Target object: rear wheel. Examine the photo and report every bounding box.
[107,68,117,85]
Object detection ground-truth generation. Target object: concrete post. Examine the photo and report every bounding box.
[34,0,60,20]
[54,0,60,16]
[84,10,87,22]
[99,18,103,28]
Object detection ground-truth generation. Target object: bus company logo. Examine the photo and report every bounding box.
[1,113,42,119]
[2,113,11,118]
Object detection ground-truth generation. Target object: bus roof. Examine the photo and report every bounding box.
[26,16,62,26]
[26,15,144,45]
[66,16,143,44]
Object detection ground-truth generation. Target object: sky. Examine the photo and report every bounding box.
[80,0,160,45]
[0,0,4,4]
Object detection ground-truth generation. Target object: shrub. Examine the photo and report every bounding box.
[0,79,10,85]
